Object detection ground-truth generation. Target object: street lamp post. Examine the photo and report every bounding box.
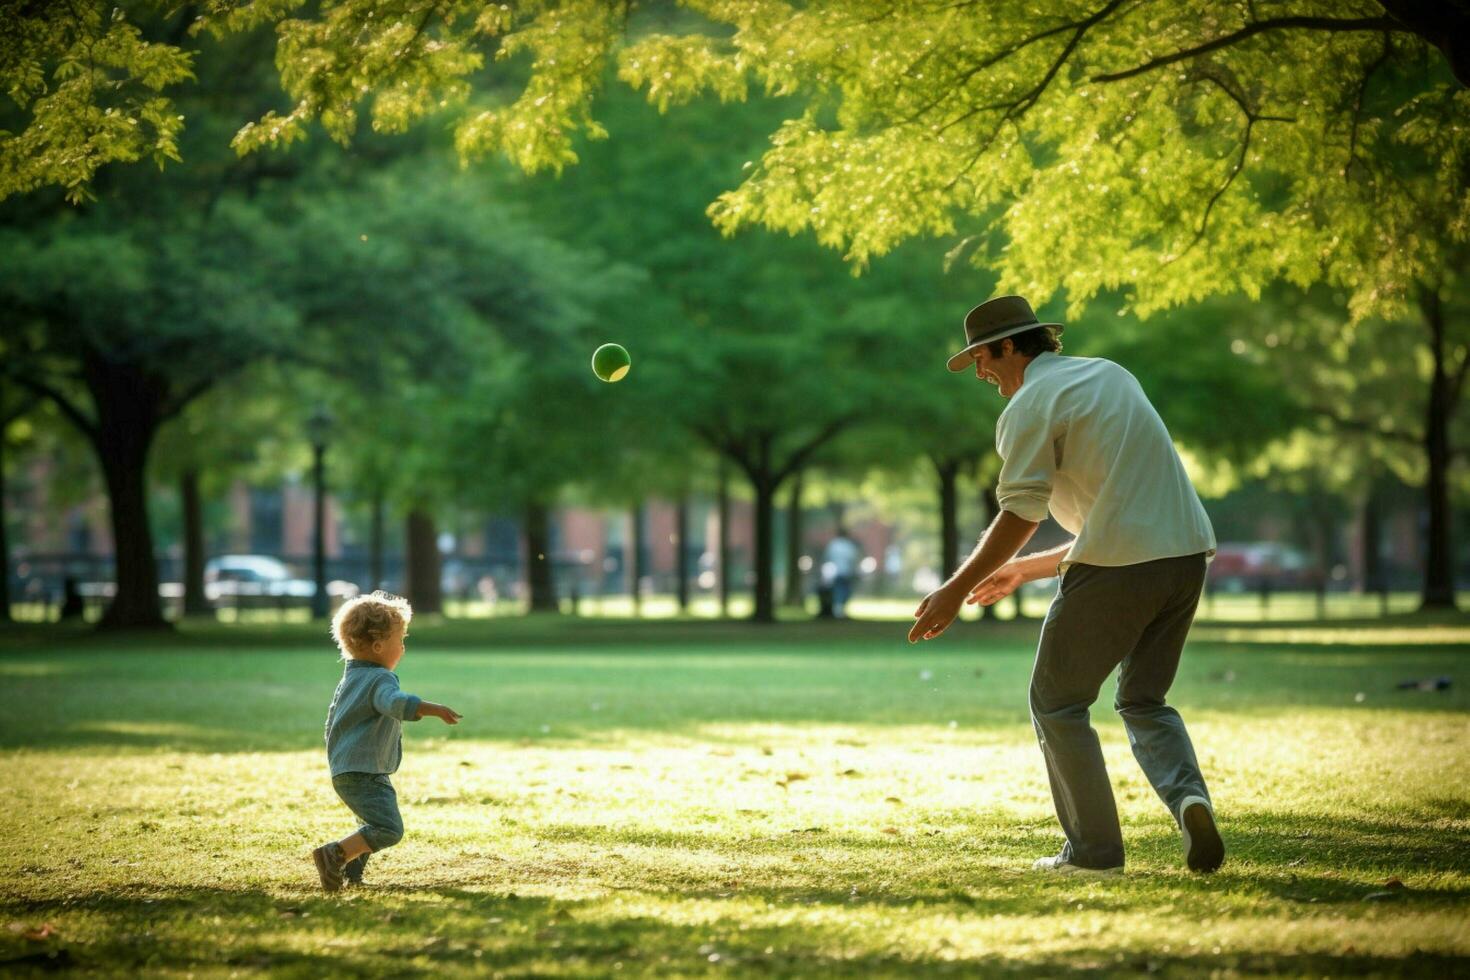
[306,404,334,620]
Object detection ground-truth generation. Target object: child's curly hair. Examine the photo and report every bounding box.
[331,590,413,660]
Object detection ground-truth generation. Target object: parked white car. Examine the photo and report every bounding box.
[204,555,358,607]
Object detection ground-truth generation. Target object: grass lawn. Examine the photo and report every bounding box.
[1,615,1466,977]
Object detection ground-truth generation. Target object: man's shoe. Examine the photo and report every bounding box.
[312,843,346,893]
[1031,855,1122,877]
[343,851,368,886]
[1178,795,1225,873]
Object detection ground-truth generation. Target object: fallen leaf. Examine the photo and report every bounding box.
[22,923,57,941]
[881,827,900,835]
[784,772,809,783]
[884,797,904,805]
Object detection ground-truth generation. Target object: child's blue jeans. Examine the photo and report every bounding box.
[332,772,404,852]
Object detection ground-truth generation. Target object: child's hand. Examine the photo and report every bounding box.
[420,702,462,725]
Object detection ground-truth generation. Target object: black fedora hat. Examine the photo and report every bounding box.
[946,295,1063,372]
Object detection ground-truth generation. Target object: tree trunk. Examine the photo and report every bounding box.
[369,487,385,592]
[783,472,805,607]
[675,494,690,613]
[1420,286,1457,609]
[752,475,777,623]
[89,360,168,630]
[0,429,9,623]
[180,468,210,616]
[718,463,731,617]
[979,482,1016,621]
[1361,479,1389,614]
[405,508,443,614]
[935,456,961,578]
[1313,504,1333,620]
[523,500,558,613]
[629,504,647,616]
[1361,482,1382,591]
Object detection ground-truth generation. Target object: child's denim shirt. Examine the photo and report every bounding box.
[325,660,422,775]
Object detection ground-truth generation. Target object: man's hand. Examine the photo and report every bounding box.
[418,702,462,725]
[967,564,1026,606]
[909,586,965,643]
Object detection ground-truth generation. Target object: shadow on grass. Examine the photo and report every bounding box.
[519,808,1470,901]
[3,880,1464,979]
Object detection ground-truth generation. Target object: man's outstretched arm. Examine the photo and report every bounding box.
[966,540,1073,607]
[909,511,1039,643]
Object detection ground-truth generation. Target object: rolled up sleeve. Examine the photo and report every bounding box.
[995,407,1058,523]
[370,673,423,722]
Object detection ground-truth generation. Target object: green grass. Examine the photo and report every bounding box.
[1,616,1467,977]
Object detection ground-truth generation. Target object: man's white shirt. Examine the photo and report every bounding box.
[994,351,1216,572]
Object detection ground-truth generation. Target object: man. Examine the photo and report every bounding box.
[909,295,1223,876]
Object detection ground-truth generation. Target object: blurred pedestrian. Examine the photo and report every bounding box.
[823,527,861,618]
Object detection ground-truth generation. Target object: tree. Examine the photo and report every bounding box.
[508,83,901,621]
[149,374,292,617]
[0,203,301,627]
[0,381,40,622]
[210,0,1467,606]
[266,157,641,616]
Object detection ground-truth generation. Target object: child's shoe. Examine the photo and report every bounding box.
[312,843,346,892]
[343,852,368,886]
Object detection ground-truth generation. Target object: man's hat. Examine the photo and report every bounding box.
[946,295,1063,372]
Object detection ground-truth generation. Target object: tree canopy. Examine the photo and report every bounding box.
[6,2,1466,320]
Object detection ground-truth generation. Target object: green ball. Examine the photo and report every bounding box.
[592,342,631,383]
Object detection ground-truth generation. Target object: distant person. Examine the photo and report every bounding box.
[58,576,84,621]
[909,296,1222,876]
[823,527,862,618]
[312,591,462,892]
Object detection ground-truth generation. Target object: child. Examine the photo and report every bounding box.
[312,591,461,892]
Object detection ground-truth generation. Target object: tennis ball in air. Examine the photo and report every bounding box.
[592,343,631,383]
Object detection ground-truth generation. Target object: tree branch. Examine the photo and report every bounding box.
[1310,403,1422,446]
[934,0,1130,136]
[1091,15,1401,83]
[1450,344,1470,412]
[12,374,98,442]
[902,0,1129,125]
[158,376,217,424]
[1344,32,1393,180]
[1161,69,1293,263]
[773,414,859,486]
[1,394,41,427]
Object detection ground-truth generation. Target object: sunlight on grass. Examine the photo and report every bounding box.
[1192,625,1470,646]
[1,630,1466,975]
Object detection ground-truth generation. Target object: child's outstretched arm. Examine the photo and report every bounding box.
[415,702,462,724]
[369,672,423,721]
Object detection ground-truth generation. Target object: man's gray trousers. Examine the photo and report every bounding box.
[1029,552,1213,869]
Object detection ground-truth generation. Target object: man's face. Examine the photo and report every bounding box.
[971,340,1025,397]
[973,345,1001,387]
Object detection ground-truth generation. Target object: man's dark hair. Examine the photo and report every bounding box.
[985,326,1062,359]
